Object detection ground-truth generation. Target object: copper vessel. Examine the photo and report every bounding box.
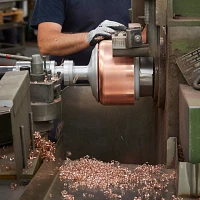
[98,41,134,105]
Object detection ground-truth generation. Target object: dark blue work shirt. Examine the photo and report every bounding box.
[30,0,131,66]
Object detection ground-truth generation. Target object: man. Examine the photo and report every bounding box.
[30,0,131,66]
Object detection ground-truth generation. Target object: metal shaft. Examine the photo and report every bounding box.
[0,53,32,61]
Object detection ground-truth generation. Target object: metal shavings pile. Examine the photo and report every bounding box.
[34,132,56,161]
[59,156,178,199]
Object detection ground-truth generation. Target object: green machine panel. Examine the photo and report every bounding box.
[179,84,200,163]
[173,0,200,17]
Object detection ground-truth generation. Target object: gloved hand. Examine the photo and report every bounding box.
[88,20,127,46]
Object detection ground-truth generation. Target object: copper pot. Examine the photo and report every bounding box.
[98,41,134,105]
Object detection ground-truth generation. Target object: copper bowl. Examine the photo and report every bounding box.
[98,41,134,105]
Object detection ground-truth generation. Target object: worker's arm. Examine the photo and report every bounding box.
[38,22,89,56]
[38,20,127,56]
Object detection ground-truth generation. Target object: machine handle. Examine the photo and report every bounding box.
[193,75,200,90]
[0,53,32,61]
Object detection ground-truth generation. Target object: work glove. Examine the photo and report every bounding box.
[88,20,127,46]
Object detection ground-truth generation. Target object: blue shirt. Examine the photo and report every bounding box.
[30,0,131,65]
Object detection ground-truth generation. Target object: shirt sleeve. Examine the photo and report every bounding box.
[30,0,67,29]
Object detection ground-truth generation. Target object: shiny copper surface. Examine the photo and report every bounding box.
[142,26,147,43]
[98,41,134,105]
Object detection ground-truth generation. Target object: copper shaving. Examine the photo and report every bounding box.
[49,193,53,198]
[61,190,74,200]
[10,182,17,190]
[66,151,72,157]
[34,132,56,161]
[59,156,177,199]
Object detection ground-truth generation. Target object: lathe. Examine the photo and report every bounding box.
[0,0,200,199]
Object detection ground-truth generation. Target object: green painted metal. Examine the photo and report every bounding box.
[171,39,200,55]
[173,0,200,17]
[168,19,200,27]
[179,85,200,164]
[190,108,200,163]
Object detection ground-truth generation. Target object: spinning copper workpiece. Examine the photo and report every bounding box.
[98,41,134,105]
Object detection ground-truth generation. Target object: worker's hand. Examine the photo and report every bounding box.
[88,20,127,46]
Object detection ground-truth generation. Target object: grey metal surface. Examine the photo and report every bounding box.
[31,54,44,74]
[112,44,150,57]
[30,82,55,103]
[29,112,35,150]
[179,84,190,163]
[154,26,167,108]
[63,60,74,86]
[87,44,99,102]
[0,185,26,200]
[30,73,45,82]
[139,57,154,97]
[63,61,88,85]
[166,137,177,169]
[73,66,88,82]
[0,71,32,179]
[134,57,154,100]
[130,0,145,28]
[146,0,157,58]
[156,0,167,26]
[177,162,200,197]
[14,56,62,133]
[20,126,28,169]
[63,45,99,102]
[134,57,140,100]
[62,86,156,164]
[33,121,54,133]
[112,32,127,49]
[176,48,200,86]
[126,26,143,48]
[31,96,62,122]
[19,160,63,200]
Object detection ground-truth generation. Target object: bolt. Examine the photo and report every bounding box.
[57,71,61,78]
[135,35,141,42]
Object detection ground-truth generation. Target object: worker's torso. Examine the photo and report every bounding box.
[31,0,131,65]
[63,0,131,32]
